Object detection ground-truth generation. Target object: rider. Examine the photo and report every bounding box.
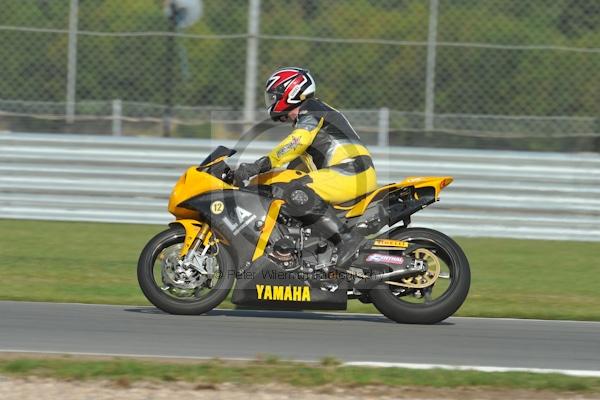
[234,67,377,270]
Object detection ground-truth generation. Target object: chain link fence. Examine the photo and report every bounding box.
[0,0,598,151]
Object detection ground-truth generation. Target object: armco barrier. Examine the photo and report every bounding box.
[1,132,599,241]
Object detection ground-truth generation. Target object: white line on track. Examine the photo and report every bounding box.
[2,349,599,378]
[344,362,600,378]
[0,349,261,363]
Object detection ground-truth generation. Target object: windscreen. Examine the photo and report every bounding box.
[199,146,236,166]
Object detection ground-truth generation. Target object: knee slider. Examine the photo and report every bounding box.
[282,184,326,218]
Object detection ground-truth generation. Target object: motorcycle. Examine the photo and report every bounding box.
[137,146,470,324]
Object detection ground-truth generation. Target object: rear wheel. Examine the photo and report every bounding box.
[369,228,470,324]
[137,226,235,315]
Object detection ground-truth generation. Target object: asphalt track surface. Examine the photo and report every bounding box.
[1,301,599,374]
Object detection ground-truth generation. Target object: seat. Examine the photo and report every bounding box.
[333,189,377,210]
[342,177,454,218]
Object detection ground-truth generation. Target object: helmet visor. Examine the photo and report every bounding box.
[264,92,278,108]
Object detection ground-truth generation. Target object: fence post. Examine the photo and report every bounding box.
[162,2,178,137]
[66,0,79,124]
[377,107,389,147]
[424,0,439,132]
[112,99,122,136]
[243,0,261,127]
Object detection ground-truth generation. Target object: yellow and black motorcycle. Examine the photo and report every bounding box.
[137,146,470,324]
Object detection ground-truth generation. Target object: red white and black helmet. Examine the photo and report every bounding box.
[265,67,316,121]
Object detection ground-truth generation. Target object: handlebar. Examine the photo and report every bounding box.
[223,166,235,185]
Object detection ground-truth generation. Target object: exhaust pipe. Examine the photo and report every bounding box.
[349,256,426,282]
[371,267,422,281]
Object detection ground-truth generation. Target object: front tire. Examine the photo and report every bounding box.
[137,226,235,315]
[369,228,470,324]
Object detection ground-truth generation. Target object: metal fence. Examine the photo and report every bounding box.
[2,132,600,241]
[0,0,599,151]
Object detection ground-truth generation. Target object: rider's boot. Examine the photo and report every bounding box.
[310,207,363,271]
[281,184,363,271]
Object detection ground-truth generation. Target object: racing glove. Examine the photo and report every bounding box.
[234,156,271,187]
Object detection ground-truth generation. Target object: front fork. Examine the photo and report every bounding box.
[169,219,213,261]
[167,220,219,286]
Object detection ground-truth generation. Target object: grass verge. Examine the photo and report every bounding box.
[1,219,599,320]
[0,356,599,393]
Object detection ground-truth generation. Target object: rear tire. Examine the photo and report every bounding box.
[369,228,470,324]
[137,226,235,315]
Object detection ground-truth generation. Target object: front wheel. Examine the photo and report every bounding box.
[369,228,470,324]
[137,226,235,315]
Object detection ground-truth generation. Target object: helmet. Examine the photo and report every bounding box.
[265,67,316,121]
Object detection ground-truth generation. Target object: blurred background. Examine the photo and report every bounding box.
[1,0,599,151]
[0,0,599,322]
[1,0,599,241]
[1,6,600,393]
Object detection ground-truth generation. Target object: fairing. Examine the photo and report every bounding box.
[180,189,284,267]
[344,176,453,218]
[168,166,236,219]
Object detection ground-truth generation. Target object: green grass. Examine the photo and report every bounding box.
[1,356,599,392]
[0,219,599,320]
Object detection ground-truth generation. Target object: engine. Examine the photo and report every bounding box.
[268,226,335,278]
